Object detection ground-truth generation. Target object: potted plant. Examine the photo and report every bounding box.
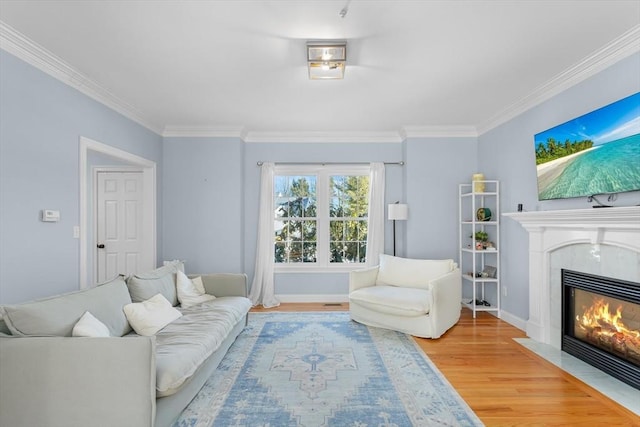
[472,231,489,249]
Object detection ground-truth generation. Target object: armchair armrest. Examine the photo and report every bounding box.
[192,273,248,297]
[0,335,156,427]
[349,266,380,293]
[427,268,462,338]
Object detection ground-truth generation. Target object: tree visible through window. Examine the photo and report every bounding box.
[274,175,317,263]
[274,167,369,267]
[329,175,368,263]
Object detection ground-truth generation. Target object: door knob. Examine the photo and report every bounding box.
[97,244,105,249]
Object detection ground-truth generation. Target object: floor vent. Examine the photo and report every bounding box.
[323,303,343,307]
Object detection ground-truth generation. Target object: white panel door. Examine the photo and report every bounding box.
[96,171,145,283]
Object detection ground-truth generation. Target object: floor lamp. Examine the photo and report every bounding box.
[388,202,409,256]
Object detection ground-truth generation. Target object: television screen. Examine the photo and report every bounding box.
[534,92,640,201]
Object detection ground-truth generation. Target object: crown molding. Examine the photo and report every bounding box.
[401,125,478,138]
[162,125,245,138]
[161,126,480,142]
[477,25,640,136]
[0,21,163,135]
[242,131,405,143]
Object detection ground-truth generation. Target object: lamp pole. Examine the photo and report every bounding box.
[387,202,409,257]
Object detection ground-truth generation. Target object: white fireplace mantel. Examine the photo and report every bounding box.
[503,206,640,346]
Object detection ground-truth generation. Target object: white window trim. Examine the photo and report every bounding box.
[274,164,370,273]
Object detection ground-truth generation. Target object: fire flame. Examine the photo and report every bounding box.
[576,298,640,340]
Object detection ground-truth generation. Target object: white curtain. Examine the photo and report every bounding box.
[366,162,385,267]
[249,162,280,308]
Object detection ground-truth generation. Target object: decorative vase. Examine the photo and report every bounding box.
[472,173,485,192]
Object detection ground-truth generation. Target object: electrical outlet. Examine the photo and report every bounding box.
[503,285,508,297]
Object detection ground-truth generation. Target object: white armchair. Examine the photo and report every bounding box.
[349,254,462,339]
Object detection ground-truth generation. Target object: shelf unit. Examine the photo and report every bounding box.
[459,180,500,318]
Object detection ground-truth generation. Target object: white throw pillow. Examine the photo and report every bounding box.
[376,254,454,289]
[123,293,182,336]
[176,270,216,309]
[72,311,110,337]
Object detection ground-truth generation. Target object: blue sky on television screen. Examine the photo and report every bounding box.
[534,92,640,147]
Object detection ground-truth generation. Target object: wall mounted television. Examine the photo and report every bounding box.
[534,92,640,201]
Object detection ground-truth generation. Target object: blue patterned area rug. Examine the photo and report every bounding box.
[174,312,483,427]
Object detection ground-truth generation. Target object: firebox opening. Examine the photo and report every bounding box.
[562,269,640,390]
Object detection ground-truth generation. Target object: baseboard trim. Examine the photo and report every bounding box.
[496,309,527,332]
[276,294,349,303]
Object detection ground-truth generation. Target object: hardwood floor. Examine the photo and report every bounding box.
[251,303,640,426]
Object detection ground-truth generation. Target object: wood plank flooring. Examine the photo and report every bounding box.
[251,303,640,426]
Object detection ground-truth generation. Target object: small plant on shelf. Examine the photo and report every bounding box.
[471,231,489,250]
[473,231,489,242]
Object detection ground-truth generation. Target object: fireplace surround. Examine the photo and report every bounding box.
[561,269,640,390]
[504,206,640,349]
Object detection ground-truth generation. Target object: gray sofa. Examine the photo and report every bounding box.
[0,262,252,427]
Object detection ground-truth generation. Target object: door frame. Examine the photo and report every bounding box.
[79,136,156,289]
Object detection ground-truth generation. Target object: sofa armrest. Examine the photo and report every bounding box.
[349,266,380,293]
[195,273,248,297]
[428,268,462,338]
[0,335,156,427]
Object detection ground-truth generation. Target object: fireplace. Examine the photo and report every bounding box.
[503,206,640,347]
[562,269,640,390]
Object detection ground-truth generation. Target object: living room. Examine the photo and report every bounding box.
[1,1,639,425]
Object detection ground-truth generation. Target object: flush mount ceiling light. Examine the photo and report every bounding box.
[307,40,346,80]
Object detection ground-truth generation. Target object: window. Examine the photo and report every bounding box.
[274,165,370,270]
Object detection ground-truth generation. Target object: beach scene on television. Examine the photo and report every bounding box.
[534,92,640,200]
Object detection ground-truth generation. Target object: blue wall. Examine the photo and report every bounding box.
[478,52,640,322]
[162,137,244,274]
[405,137,478,260]
[0,50,163,304]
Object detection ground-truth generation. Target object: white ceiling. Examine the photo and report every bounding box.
[1,1,639,141]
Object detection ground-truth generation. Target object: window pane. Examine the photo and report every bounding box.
[330,197,343,217]
[274,242,286,263]
[287,242,302,262]
[344,220,359,241]
[358,242,367,263]
[357,220,368,240]
[329,220,344,241]
[330,242,348,263]
[330,175,369,218]
[274,175,317,219]
[303,242,317,263]
[303,220,317,241]
[343,242,360,263]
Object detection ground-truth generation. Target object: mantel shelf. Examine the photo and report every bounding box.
[503,206,640,230]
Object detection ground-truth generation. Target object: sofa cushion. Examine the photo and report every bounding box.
[349,285,431,317]
[177,270,216,308]
[72,311,111,337]
[376,254,454,289]
[1,275,132,337]
[150,296,252,397]
[123,294,183,336]
[126,262,181,306]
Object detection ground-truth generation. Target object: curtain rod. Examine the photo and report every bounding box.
[256,161,404,166]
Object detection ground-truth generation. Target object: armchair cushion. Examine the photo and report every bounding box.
[376,254,455,289]
[349,286,431,317]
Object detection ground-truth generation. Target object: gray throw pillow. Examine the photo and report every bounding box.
[126,262,180,306]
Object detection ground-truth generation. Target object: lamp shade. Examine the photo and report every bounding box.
[388,203,409,221]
